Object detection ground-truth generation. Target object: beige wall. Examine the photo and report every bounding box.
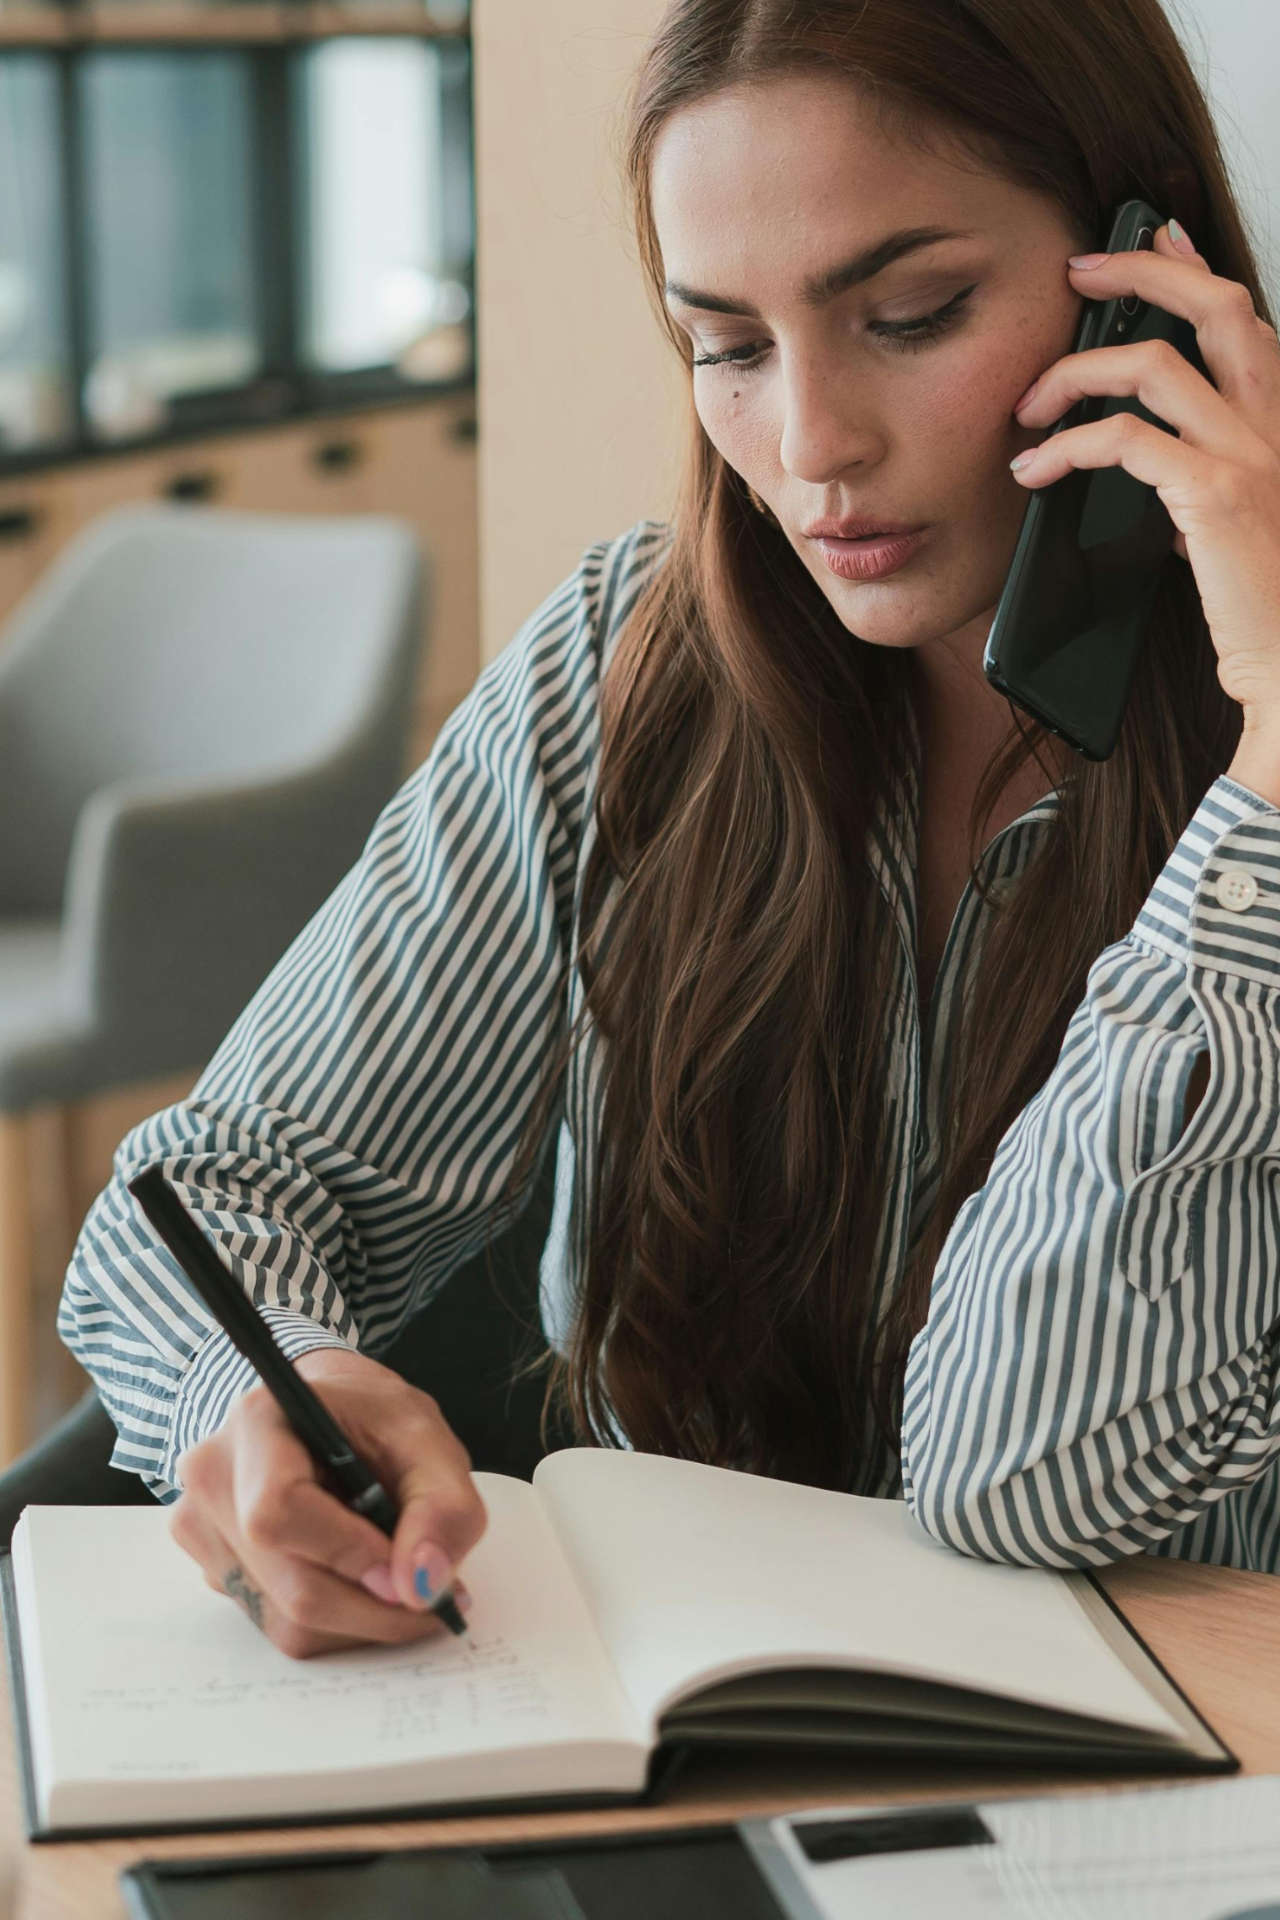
[472,0,687,663]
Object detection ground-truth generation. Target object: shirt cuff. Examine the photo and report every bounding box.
[159,1310,358,1489]
[1129,773,1280,985]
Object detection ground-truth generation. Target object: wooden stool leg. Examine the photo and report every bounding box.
[0,1112,35,1467]
[52,1106,92,1414]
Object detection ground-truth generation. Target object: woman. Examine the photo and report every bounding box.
[59,0,1280,1657]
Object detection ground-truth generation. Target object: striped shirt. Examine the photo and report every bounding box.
[59,515,1280,1573]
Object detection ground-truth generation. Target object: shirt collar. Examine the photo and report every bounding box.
[867,693,1065,959]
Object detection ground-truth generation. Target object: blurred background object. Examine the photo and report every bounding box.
[0,0,479,1464]
[299,38,473,384]
[0,9,478,769]
[77,49,261,440]
[471,0,682,661]
[0,502,423,1457]
[0,54,72,453]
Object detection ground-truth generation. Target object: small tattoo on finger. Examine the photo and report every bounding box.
[224,1563,265,1631]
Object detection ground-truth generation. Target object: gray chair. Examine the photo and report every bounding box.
[0,502,426,1460]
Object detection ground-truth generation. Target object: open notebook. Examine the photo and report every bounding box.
[1,1449,1234,1838]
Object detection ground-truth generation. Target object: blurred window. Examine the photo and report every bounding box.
[77,50,261,442]
[0,29,473,471]
[296,36,473,384]
[0,55,74,452]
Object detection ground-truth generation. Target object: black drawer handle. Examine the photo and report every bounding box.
[163,471,219,503]
[0,506,41,542]
[313,439,363,474]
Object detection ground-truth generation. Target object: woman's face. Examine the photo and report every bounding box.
[651,73,1093,668]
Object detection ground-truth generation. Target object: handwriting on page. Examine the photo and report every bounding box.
[73,1629,556,1773]
[376,1637,551,1745]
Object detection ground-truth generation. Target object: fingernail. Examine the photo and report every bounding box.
[454,1579,474,1615]
[1067,252,1110,270]
[359,1562,399,1605]
[411,1543,455,1612]
[1169,218,1196,256]
[1009,451,1037,472]
[1014,377,1040,412]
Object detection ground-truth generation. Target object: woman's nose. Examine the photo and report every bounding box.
[777,356,883,485]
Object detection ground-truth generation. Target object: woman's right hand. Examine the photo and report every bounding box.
[169,1346,487,1658]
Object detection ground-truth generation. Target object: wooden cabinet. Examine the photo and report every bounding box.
[0,489,52,622]
[357,398,480,722]
[0,393,479,765]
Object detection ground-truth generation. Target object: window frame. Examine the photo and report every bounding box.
[0,19,475,478]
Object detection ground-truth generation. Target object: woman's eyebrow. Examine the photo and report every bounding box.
[664,224,979,317]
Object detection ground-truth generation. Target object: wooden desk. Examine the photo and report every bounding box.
[3,1554,1278,1920]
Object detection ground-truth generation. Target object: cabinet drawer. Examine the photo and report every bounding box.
[205,424,370,517]
[351,397,479,706]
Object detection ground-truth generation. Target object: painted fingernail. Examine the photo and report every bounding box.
[359,1561,399,1605]
[1068,252,1110,270]
[1014,377,1040,412]
[1169,218,1196,256]
[1010,451,1037,473]
[411,1543,455,1611]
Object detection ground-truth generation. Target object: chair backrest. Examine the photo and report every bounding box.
[0,502,424,913]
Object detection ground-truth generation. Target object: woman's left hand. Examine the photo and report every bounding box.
[1010,220,1280,728]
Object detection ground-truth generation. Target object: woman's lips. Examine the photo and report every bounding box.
[813,529,929,581]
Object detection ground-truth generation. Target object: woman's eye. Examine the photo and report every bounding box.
[872,283,978,351]
[690,341,771,372]
[690,283,978,373]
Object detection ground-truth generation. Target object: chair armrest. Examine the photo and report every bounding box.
[60,747,396,1085]
[0,698,69,917]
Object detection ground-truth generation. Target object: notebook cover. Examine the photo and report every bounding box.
[1081,1568,1238,1774]
[0,1547,1237,1844]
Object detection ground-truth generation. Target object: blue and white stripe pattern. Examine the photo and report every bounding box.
[902,779,1280,1570]
[58,517,1280,1575]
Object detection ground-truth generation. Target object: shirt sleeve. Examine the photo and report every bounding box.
[901,771,1280,1569]
[57,518,671,1499]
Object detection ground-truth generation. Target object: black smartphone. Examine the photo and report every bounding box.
[982,198,1211,760]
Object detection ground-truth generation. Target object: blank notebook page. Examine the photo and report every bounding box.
[533,1450,1184,1739]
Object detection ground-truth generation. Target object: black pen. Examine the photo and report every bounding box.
[127,1166,468,1636]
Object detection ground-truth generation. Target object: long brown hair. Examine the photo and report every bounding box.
[497,0,1263,1492]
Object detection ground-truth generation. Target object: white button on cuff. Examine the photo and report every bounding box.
[1214,865,1260,912]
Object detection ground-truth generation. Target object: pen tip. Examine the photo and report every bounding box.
[434,1595,469,1637]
